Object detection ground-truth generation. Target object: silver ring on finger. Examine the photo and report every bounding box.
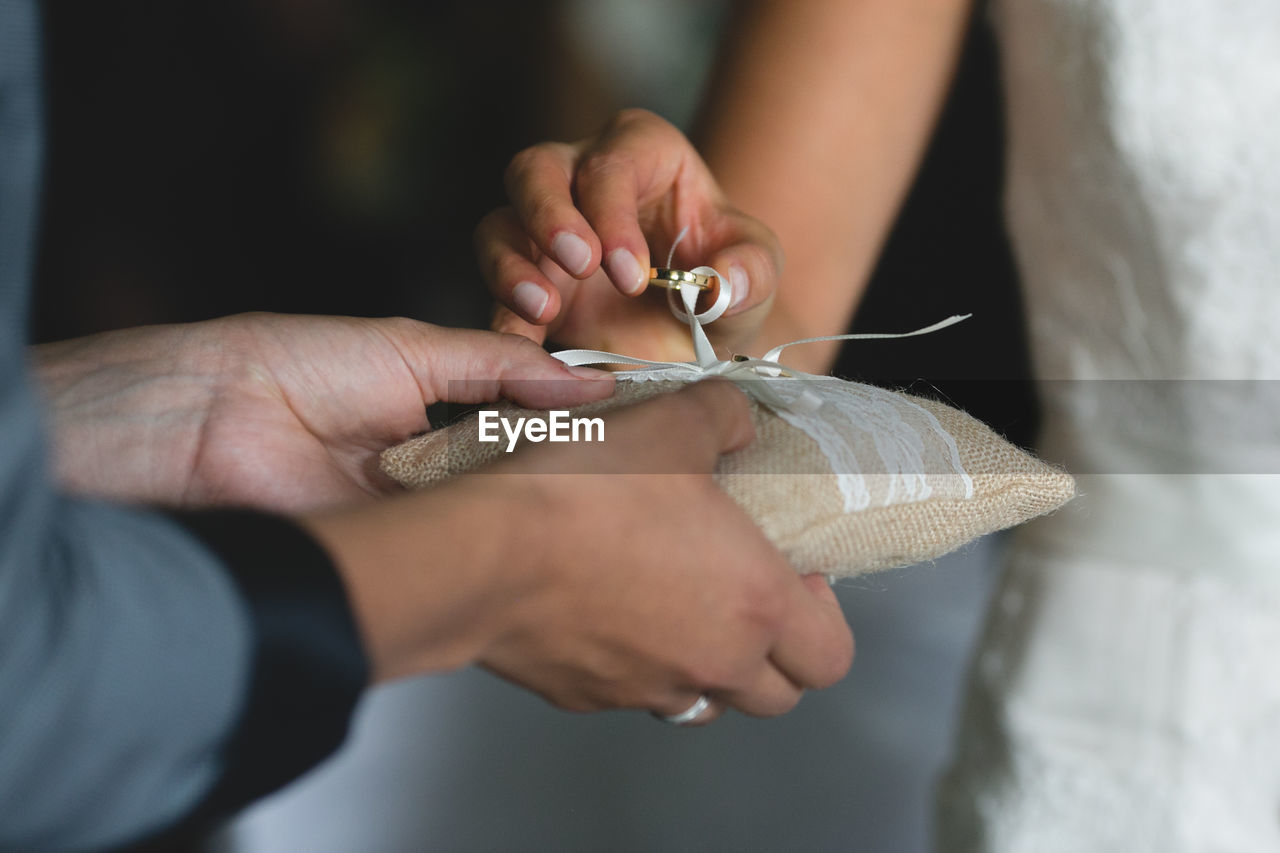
[655,693,712,726]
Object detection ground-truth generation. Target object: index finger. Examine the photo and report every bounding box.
[503,141,601,280]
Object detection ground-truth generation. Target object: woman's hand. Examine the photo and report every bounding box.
[477,109,783,362]
[32,313,614,512]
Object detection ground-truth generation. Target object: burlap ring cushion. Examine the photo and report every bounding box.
[381,376,1075,578]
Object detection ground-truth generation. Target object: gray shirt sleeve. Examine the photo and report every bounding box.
[1,2,367,848]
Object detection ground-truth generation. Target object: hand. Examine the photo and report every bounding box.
[477,109,783,362]
[32,313,614,512]
[303,380,854,721]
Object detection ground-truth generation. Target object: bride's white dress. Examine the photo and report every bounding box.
[938,1,1280,849]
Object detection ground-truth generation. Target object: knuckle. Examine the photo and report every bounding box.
[680,378,729,410]
[655,388,708,427]
[526,190,564,230]
[689,377,744,406]
[496,331,545,357]
[609,106,660,131]
[576,150,629,186]
[688,380,752,428]
[625,388,704,439]
[493,252,531,285]
[738,577,787,629]
[504,145,545,184]
[684,657,736,692]
[714,576,785,644]
[383,315,426,338]
[606,107,682,144]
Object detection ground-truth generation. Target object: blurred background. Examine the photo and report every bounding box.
[35,0,1033,443]
[35,2,1031,850]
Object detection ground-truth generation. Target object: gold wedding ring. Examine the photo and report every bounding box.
[649,267,716,291]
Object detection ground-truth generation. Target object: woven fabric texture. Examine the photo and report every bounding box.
[381,379,1074,577]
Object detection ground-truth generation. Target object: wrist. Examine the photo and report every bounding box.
[298,477,546,683]
[28,331,220,504]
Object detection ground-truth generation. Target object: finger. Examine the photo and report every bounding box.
[799,572,839,607]
[662,379,757,460]
[573,144,650,296]
[388,322,615,409]
[503,141,600,279]
[652,693,725,728]
[573,110,708,296]
[717,662,805,719]
[704,212,785,318]
[475,207,561,325]
[768,574,855,691]
[491,303,548,345]
[603,379,756,472]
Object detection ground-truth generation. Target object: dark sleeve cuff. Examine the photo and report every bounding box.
[140,509,370,844]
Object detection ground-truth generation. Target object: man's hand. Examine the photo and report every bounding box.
[35,314,854,721]
[477,109,783,362]
[303,380,854,721]
[32,313,614,512]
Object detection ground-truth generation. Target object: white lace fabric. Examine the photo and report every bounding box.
[941,1,1280,849]
[940,546,1280,853]
[767,378,973,512]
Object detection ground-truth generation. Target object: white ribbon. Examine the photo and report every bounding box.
[552,254,971,415]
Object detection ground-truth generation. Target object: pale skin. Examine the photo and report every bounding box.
[33,314,853,723]
[482,0,973,374]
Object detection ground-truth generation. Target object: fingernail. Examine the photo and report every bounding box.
[552,232,592,276]
[728,265,749,310]
[512,281,549,321]
[565,365,615,381]
[606,248,646,295]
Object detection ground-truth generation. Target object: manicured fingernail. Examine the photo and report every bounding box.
[606,248,646,295]
[728,265,749,310]
[512,281,549,321]
[565,365,614,381]
[552,232,592,276]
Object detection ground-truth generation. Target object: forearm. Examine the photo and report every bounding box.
[300,475,540,684]
[30,327,218,505]
[696,0,974,371]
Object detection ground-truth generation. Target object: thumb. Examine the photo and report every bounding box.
[597,379,756,474]
[705,212,783,320]
[390,322,615,409]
